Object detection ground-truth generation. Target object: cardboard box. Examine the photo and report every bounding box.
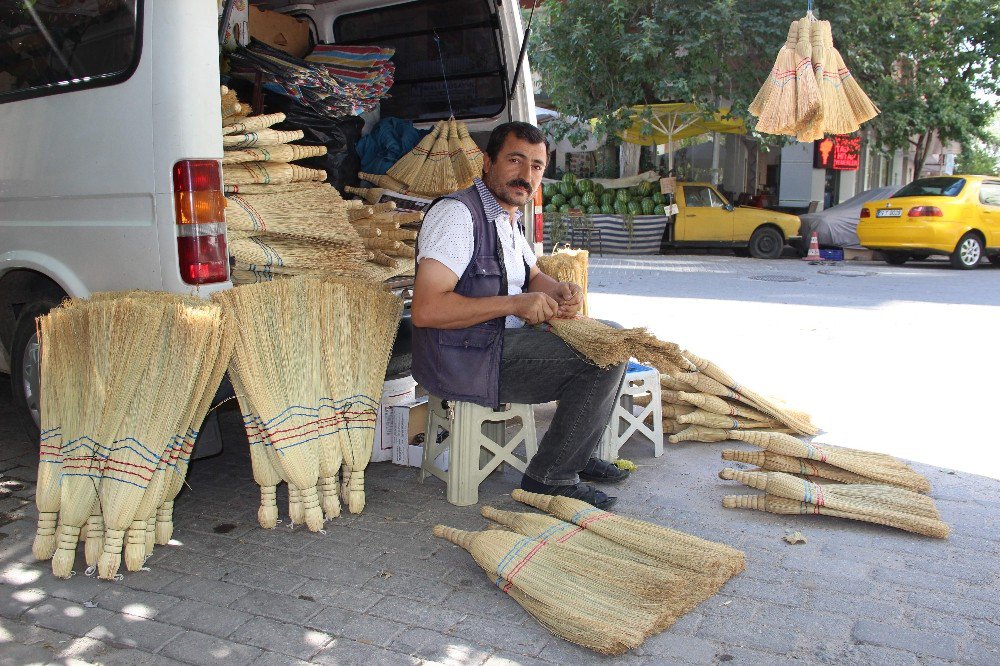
[386,397,428,466]
[249,6,310,59]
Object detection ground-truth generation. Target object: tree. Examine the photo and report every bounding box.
[530,0,1000,176]
[825,0,1000,176]
[955,141,999,175]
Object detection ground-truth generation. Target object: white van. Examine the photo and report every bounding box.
[0,0,536,446]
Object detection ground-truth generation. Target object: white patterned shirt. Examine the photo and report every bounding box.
[416,179,537,328]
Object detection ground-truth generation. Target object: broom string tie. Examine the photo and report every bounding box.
[85,566,96,577]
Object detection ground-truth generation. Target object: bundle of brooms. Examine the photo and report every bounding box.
[34,293,230,579]
[218,88,409,284]
[379,118,484,197]
[434,491,744,654]
[719,468,948,538]
[214,276,401,528]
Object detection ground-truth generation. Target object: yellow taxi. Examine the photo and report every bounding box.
[858,175,1000,269]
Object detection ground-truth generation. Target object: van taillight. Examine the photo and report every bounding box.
[908,206,943,217]
[173,160,229,285]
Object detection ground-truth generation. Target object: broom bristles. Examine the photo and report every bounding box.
[387,122,442,187]
[749,21,798,117]
[409,125,459,195]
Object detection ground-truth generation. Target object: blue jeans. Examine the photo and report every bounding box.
[498,323,627,486]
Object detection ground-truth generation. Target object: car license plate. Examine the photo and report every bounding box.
[876,209,902,218]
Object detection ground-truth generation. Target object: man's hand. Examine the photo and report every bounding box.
[555,281,584,318]
[511,292,559,325]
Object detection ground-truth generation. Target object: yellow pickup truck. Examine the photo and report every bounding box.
[667,183,801,259]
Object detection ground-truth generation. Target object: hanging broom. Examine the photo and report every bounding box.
[803,20,857,140]
[408,121,458,195]
[387,121,442,187]
[433,525,668,654]
[755,21,800,135]
[721,449,878,485]
[456,120,484,176]
[447,119,476,189]
[831,42,879,126]
[793,16,822,135]
[321,278,402,513]
[722,493,949,539]
[725,430,931,493]
[511,490,745,579]
[214,279,327,532]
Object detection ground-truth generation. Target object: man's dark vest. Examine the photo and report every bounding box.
[411,185,524,407]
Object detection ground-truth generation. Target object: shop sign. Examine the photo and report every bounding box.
[814,136,861,171]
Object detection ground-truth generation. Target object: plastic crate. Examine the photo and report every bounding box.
[819,248,844,261]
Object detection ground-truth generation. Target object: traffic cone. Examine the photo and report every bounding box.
[803,232,821,261]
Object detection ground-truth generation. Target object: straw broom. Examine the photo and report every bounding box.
[409,123,459,196]
[678,391,783,423]
[98,299,220,579]
[387,121,442,187]
[801,20,857,141]
[682,350,817,435]
[482,507,722,621]
[832,45,879,126]
[456,120,484,176]
[511,490,745,579]
[223,129,305,149]
[225,192,361,244]
[547,317,689,374]
[755,22,800,134]
[33,307,67,560]
[320,278,402,513]
[214,279,327,532]
[447,119,476,189]
[228,237,368,274]
[718,468,942,521]
[433,525,667,654]
[721,449,878,485]
[155,312,236,544]
[51,297,170,578]
[359,172,410,192]
[230,362,285,529]
[222,144,327,165]
[725,430,931,493]
[722,493,949,539]
[749,21,797,119]
[661,374,696,392]
[225,181,336,196]
[668,425,731,444]
[222,112,287,135]
[793,16,822,135]
[223,162,326,187]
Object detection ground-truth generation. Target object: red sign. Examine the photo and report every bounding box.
[814,136,861,171]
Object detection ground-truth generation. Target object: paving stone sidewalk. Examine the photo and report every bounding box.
[1,385,998,665]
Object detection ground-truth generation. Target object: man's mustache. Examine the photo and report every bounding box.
[507,179,532,191]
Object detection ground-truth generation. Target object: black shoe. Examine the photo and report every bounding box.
[578,457,630,484]
[520,478,617,510]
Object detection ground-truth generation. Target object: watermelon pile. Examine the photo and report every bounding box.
[542,174,665,216]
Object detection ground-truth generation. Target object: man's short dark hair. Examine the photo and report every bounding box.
[485,121,549,162]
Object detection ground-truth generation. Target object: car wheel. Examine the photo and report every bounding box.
[883,251,910,266]
[10,300,60,444]
[950,232,983,269]
[748,227,784,259]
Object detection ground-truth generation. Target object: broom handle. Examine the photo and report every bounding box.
[432,525,475,550]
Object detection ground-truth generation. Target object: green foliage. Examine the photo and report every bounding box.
[955,141,1000,175]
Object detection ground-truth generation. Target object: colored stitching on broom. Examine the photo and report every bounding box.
[62,472,148,489]
[494,537,543,591]
[501,540,545,592]
[555,526,585,544]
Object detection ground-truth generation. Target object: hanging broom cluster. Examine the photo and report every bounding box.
[219,87,414,285]
[718,437,946,538]
[213,276,401,527]
[435,490,745,655]
[33,293,233,580]
[352,118,485,201]
[749,15,879,141]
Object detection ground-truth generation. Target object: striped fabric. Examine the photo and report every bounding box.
[306,44,395,85]
[543,215,669,255]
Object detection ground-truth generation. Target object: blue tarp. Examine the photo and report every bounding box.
[356,117,431,175]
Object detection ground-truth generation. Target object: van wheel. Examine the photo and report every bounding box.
[10,300,59,444]
[883,252,909,265]
[748,227,783,259]
[950,232,982,269]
